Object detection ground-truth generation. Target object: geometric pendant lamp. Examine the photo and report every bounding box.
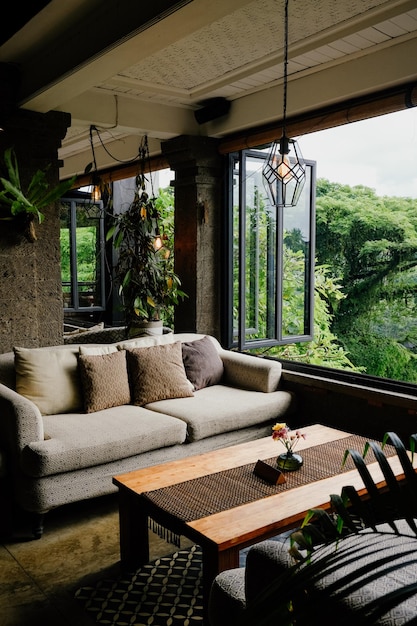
[263,0,306,207]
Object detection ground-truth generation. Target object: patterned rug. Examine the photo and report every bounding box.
[74,535,290,625]
[75,545,204,625]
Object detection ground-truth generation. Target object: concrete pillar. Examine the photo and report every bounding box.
[161,136,224,339]
[0,78,71,352]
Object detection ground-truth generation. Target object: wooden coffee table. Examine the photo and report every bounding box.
[113,424,412,614]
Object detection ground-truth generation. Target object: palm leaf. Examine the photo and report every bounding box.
[3,147,21,189]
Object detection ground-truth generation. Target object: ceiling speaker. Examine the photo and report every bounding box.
[194,98,231,124]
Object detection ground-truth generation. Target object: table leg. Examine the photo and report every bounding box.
[201,544,240,617]
[118,488,149,570]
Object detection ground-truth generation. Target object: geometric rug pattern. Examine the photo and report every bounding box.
[75,544,204,625]
[75,535,289,625]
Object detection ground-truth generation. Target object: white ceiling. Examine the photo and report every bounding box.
[1,0,417,179]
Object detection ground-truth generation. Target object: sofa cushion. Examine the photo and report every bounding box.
[63,322,104,337]
[78,350,131,413]
[117,332,177,351]
[79,344,118,356]
[146,385,295,442]
[63,324,128,345]
[14,346,82,415]
[21,406,188,477]
[127,342,194,405]
[181,335,224,390]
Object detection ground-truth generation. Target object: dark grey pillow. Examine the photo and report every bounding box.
[181,336,224,391]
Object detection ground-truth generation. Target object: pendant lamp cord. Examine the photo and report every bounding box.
[282,0,289,138]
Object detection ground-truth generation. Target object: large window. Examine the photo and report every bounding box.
[228,108,417,387]
[60,197,105,312]
[227,149,316,350]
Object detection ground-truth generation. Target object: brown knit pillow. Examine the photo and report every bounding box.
[78,350,131,413]
[181,335,224,390]
[127,342,194,405]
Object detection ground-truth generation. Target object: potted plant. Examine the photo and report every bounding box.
[0,147,76,242]
[107,172,186,334]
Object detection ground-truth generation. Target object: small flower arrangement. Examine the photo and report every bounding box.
[272,422,306,454]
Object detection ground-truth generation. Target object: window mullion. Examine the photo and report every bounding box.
[238,151,246,351]
[276,205,283,342]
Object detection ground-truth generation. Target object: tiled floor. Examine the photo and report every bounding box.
[0,494,177,626]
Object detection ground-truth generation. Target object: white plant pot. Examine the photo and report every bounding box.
[129,320,163,337]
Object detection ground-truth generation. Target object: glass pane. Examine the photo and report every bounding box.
[60,201,73,308]
[281,165,313,338]
[75,203,102,308]
[244,154,276,343]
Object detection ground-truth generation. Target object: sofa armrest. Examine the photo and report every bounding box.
[244,539,294,607]
[0,383,44,454]
[220,351,282,392]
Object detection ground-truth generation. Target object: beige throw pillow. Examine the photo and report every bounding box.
[78,350,131,413]
[127,342,194,405]
[14,346,82,415]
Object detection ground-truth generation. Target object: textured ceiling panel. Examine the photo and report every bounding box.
[117,0,389,90]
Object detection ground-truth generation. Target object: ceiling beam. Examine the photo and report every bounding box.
[202,35,417,138]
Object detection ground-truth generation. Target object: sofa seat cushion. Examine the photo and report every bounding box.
[145,385,295,442]
[20,407,187,477]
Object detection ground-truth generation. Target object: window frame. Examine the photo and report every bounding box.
[225,147,316,351]
[60,196,106,313]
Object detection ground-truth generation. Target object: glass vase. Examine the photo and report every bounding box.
[276,451,303,471]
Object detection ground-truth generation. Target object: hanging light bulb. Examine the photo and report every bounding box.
[91,184,101,202]
[153,226,163,251]
[276,155,292,182]
[90,170,102,202]
[263,0,306,208]
[263,134,306,207]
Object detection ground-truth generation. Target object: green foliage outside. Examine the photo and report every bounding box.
[61,227,98,289]
[313,179,417,382]
[248,177,417,382]
[235,183,359,370]
[249,258,359,371]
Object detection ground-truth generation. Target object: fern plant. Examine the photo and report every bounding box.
[0,147,75,241]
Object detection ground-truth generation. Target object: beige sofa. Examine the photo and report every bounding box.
[0,332,296,538]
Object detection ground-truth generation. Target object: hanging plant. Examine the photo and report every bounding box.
[107,172,187,331]
[0,147,76,242]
